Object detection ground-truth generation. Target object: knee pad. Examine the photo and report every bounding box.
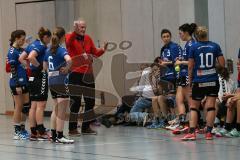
[190,108,199,112]
[22,103,30,114]
[207,107,216,112]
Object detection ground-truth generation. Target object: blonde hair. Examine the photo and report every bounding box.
[195,26,208,40]
[50,27,65,54]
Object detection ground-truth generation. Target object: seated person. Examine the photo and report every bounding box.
[147,80,176,129]
[126,62,161,125]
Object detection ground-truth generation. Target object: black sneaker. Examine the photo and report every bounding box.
[101,117,112,128]
[82,128,97,135]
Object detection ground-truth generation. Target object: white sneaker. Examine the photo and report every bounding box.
[56,136,74,144]
[13,132,28,140]
[165,124,179,131]
[211,127,219,134]
[168,117,179,126]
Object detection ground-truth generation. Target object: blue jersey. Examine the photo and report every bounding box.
[25,39,47,71]
[44,46,69,86]
[7,47,28,87]
[160,41,182,81]
[179,39,196,77]
[189,41,223,83]
[44,46,68,72]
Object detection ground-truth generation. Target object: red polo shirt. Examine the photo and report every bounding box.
[65,32,104,74]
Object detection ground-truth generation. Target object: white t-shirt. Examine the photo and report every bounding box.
[135,67,155,98]
[218,75,236,102]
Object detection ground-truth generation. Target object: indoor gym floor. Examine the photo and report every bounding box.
[0,115,240,160]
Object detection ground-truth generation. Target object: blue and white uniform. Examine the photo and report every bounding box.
[189,41,223,100]
[44,45,69,98]
[25,39,48,101]
[160,41,182,83]
[8,47,28,87]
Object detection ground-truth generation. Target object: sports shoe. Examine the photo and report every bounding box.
[21,130,30,139]
[56,136,74,144]
[147,120,159,129]
[211,127,219,135]
[101,117,112,128]
[13,131,28,140]
[38,132,50,141]
[165,124,179,131]
[205,132,213,140]
[82,128,97,135]
[172,125,189,135]
[29,133,38,141]
[168,117,179,126]
[225,128,240,138]
[157,119,166,128]
[69,129,81,137]
[219,128,229,136]
[181,133,196,141]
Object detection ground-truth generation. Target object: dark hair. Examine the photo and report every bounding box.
[154,57,161,63]
[179,23,197,36]
[161,29,171,37]
[38,27,51,41]
[150,62,160,68]
[9,30,26,46]
[50,27,66,54]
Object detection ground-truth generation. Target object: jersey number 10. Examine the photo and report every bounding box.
[199,53,213,68]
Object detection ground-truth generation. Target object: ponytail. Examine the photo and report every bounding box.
[50,35,60,54]
[179,23,197,36]
[50,27,66,54]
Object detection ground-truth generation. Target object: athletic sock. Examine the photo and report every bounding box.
[189,127,195,134]
[37,124,45,135]
[30,127,37,135]
[225,123,232,131]
[179,114,186,125]
[206,126,213,133]
[14,124,21,133]
[20,124,25,131]
[51,129,57,139]
[57,131,63,139]
[236,123,240,132]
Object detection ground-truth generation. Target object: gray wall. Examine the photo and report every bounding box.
[0,0,196,113]
[3,0,240,113]
[208,0,240,79]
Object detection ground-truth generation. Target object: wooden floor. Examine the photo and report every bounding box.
[0,115,240,160]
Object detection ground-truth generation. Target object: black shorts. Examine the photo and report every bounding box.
[29,71,48,101]
[192,81,219,101]
[50,89,69,99]
[10,85,29,95]
[176,76,189,87]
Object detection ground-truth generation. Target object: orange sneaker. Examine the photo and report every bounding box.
[172,125,189,135]
[205,132,213,140]
[181,133,196,141]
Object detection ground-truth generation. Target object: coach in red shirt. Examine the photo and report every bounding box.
[66,19,108,135]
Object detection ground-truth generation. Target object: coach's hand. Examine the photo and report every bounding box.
[103,41,109,52]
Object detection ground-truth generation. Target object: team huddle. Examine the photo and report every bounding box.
[5,19,240,144]
[6,20,108,144]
